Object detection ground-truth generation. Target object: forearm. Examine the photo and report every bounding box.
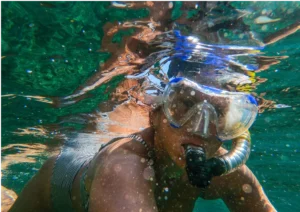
[222,165,276,212]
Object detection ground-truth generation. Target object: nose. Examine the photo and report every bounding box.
[192,102,218,138]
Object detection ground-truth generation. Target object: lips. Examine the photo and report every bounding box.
[180,136,205,157]
[183,144,204,151]
[181,145,206,165]
[183,143,206,156]
[184,144,206,169]
[182,143,201,149]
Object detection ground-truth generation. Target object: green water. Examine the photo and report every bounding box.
[1,2,300,211]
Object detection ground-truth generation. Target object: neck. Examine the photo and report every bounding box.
[139,127,186,183]
[155,151,185,181]
[138,127,155,148]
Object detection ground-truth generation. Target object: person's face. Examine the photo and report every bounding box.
[152,107,222,169]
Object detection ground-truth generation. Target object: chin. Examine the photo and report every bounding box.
[169,147,187,169]
[172,157,186,169]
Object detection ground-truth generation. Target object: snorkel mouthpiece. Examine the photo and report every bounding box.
[185,145,206,163]
[184,131,251,188]
[185,145,210,188]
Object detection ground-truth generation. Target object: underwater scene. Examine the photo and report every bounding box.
[1,1,300,212]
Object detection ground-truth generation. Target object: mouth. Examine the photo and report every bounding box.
[181,142,204,158]
[181,135,205,147]
[178,134,209,159]
[182,143,205,151]
[184,144,206,165]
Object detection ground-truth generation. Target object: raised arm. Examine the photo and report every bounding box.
[211,165,277,212]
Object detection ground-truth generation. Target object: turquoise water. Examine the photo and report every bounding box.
[1,2,300,211]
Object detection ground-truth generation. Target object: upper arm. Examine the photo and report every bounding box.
[217,165,276,212]
[88,144,158,212]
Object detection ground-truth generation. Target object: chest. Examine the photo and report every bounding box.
[154,177,201,212]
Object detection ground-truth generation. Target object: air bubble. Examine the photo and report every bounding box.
[143,167,155,180]
[114,164,122,173]
[261,25,268,31]
[242,184,252,193]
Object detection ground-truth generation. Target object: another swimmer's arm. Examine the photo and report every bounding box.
[220,165,277,212]
[88,138,158,212]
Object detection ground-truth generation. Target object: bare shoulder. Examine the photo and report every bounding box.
[91,137,153,181]
[88,137,157,212]
[93,137,150,163]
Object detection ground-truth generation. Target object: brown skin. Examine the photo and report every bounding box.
[9,106,276,212]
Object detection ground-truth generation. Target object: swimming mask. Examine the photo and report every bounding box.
[162,77,258,140]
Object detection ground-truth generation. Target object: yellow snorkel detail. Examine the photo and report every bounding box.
[237,130,251,143]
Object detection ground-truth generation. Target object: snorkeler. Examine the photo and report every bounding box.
[6,2,300,212]
[9,73,277,212]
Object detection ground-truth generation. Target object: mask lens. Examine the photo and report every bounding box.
[217,97,258,140]
[187,102,218,138]
[163,78,258,140]
[163,86,198,126]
